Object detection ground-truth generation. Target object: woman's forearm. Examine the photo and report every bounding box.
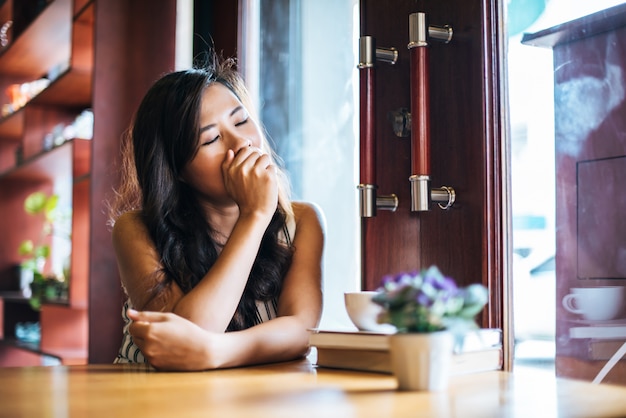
[207,316,312,369]
[171,212,271,331]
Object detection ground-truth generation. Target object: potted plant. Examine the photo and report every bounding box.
[17,191,69,310]
[372,265,488,391]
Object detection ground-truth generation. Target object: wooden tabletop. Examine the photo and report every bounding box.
[1,359,626,417]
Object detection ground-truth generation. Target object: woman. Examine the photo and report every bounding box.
[110,54,325,371]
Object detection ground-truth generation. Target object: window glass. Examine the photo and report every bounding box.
[508,0,625,371]
[242,0,360,328]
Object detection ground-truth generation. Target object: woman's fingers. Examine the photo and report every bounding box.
[127,308,170,323]
[221,146,278,217]
[127,311,217,370]
[222,147,270,186]
[232,146,271,170]
[128,310,177,349]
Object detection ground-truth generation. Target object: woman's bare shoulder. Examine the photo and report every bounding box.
[291,201,326,233]
[112,210,149,243]
[113,210,141,225]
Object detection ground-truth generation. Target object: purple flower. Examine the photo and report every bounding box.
[372,265,488,333]
[416,291,432,307]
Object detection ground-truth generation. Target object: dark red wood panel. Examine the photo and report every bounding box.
[89,0,177,364]
[360,0,507,341]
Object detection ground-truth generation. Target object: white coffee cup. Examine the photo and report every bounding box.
[344,291,385,332]
[562,286,625,321]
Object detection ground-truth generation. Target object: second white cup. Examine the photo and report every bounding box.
[562,286,625,321]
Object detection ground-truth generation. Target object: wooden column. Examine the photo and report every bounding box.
[89,0,177,363]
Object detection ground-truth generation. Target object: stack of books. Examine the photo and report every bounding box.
[309,328,503,375]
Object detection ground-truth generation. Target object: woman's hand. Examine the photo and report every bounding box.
[128,309,221,371]
[221,147,278,221]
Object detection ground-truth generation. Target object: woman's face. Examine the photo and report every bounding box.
[181,82,263,205]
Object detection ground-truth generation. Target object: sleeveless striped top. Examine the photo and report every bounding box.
[114,222,294,364]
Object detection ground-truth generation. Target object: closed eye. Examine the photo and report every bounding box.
[202,136,219,146]
[235,118,248,127]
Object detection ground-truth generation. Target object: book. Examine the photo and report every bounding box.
[309,329,392,351]
[309,328,503,375]
[316,348,391,374]
[314,346,503,375]
[309,328,502,352]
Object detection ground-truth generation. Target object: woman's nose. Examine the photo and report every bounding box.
[229,134,251,153]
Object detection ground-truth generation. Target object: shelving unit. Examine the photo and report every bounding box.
[0,0,180,365]
[0,0,93,366]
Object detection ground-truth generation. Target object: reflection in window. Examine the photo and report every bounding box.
[508,0,625,371]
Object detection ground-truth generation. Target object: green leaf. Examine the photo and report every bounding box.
[34,245,50,259]
[43,194,59,221]
[32,271,45,284]
[18,240,34,256]
[29,296,41,311]
[24,192,48,214]
[20,259,37,271]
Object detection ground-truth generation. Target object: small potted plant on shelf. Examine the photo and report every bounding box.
[17,191,70,310]
[372,265,488,391]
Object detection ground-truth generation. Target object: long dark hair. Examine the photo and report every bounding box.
[111,55,294,331]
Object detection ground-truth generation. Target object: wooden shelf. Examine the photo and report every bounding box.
[0,107,24,140]
[0,138,91,183]
[30,68,92,108]
[0,0,73,78]
[1,337,40,353]
[0,71,91,141]
[0,1,94,140]
[71,0,94,72]
[0,337,86,365]
[0,302,88,365]
[0,0,96,368]
[0,292,30,303]
[0,292,68,307]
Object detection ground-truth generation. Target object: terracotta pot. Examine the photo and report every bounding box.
[389,331,454,391]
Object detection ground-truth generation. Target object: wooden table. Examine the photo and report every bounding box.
[1,360,626,417]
